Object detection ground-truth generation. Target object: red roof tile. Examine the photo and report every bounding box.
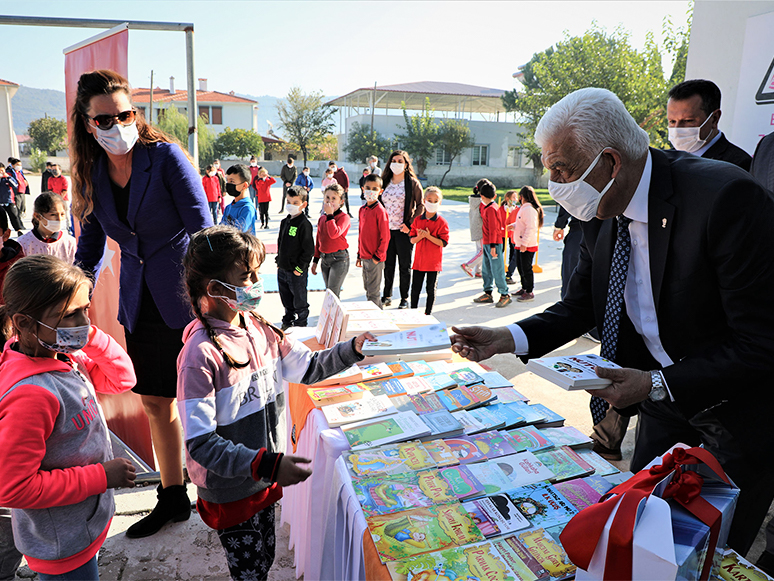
[132,88,256,105]
[0,79,19,87]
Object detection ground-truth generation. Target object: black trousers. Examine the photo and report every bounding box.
[410,270,439,315]
[516,250,535,292]
[0,203,23,231]
[631,399,774,555]
[277,268,309,327]
[507,240,518,278]
[560,227,582,300]
[278,185,289,212]
[383,230,412,301]
[342,190,351,215]
[258,202,270,227]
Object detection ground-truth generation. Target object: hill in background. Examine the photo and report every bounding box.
[11,86,67,133]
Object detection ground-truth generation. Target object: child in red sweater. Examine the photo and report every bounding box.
[473,179,511,307]
[409,187,449,315]
[252,168,276,229]
[312,184,350,297]
[357,175,390,308]
[202,164,222,224]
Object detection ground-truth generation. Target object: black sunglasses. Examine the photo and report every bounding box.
[86,109,137,130]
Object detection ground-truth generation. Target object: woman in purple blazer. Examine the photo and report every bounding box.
[72,70,213,539]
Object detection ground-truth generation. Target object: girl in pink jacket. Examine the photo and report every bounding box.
[0,255,136,580]
[511,186,544,302]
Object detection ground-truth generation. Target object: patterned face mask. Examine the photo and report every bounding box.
[32,317,91,353]
[209,278,264,312]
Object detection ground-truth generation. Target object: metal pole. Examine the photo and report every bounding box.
[148,70,153,125]
[185,27,198,168]
[370,82,376,138]
[0,15,192,31]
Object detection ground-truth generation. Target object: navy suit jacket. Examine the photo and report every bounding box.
[518,148,774,436]
[75,142,213,333]
[702,133,752,172]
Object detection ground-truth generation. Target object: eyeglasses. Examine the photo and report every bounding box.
[86,109,137,130]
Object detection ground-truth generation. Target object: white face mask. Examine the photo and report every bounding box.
[92,121,139,156]
[13,165,21,172]
[250,162,257,167]
[390,162,405,175]
[42,218,63,233]
[667,112,715,153]
[364,190,380,202]
[303,171,310,176]
[424,201,439,213]
[330,167,337,173]
[32,317,91,354]
[548,149,614,222]
[286,203,302,216]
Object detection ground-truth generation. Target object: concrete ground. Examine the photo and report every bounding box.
[9,182,771,579]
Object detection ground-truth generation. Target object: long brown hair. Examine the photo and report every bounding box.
[0,255,92,350]
[519,185,544,227]
[70,69,188,222]
[380,150,417,185]
[182,225,282,369]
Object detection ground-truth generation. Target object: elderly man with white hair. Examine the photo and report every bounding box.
[451,87,774,555]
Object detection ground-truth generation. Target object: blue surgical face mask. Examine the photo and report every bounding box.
[209,277,264,312]
[31,317,91,354]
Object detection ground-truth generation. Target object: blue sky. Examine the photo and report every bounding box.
[0,1,691,98]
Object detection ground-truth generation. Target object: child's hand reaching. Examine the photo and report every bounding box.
[102,458,137,489]
[354,332,377,354]
[356,258,362,267]
[276,455,313,486]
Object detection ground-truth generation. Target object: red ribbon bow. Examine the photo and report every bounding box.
[560,446,731,581]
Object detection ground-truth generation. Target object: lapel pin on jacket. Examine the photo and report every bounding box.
[662,218,667,228]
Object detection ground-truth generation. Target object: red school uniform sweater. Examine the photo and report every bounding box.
[46,175,69,201]
[358,201,390,261]
[410,212,450,272]
[202,174,221,203]
[480,199,505,247]
[314,209,350,261]
[253,176,276,203]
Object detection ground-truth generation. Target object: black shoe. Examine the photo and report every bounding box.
[382,297,391,307]
[125,484,191,539]
[398,299,409,309]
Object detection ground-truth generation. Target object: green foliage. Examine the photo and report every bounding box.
[156,104,217,171]
[344,122,395,165]
[435,119,475,187]
[307,134,339,161]
[397,98,438,177]
[213,127,264,160]
[276,87,337,166]
[28,147,48,173]
[28,116,67,155]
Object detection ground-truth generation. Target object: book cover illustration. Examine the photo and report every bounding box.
[530,404,565,428]
[526,353,620,390]
[438,465,486,500]
[553,478,605,511]
[425,372,457,391]
[449,366,486,387]
[582,474,615,496]
[505,483,579,529]
[418,392,447,413]
[465,430,517,459]
[440,386,481,411]
[395,441,437,471]
[306,383,364,407]
[508,401,547,425]
[466,462,518,495]
[534,447,594,482]
[465,383,496,405]
[505,426,554,453]
[387,361,415,378]
[407,360,434,376]
[493,536,548,581]
[343,411,430,450]
[344,448,411,479]
[492,451,555,487]
[462,494,530,538]
[574,448,620,476]
[466,406,507,431]
[515,528,576,580]
[366,503,484,563]
[321,394,397,428]
[419,410,463,439]
[352,469,456,516]
[451,409,487,435]
[422,439,459,467]
[361,324,451,356]
[359,362,394,381]
[492,387,530,403]
[400,376,434,396]
[485,403,527,430]
[444,437,488,464]
[315,289,337,342]
[480,370,513,389]
[538,426,592,448]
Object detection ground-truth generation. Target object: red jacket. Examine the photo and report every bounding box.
[314,209,350,260]
[333,168,349,191]
[410,213,449,272]
[252,176,276,203]
[202,175,221,203]
[249,165,261,182]
[480,199,504,247]
[47,175,69,200]
[358,201,390,261]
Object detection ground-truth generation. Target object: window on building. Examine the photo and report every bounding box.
[435,148,451,165]
[507,146,521,168]
[137,106,146,119]
[211,106,223,125]
[198,105,210,123]
[472,145,489,166]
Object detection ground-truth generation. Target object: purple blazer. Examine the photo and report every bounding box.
[75,142,213,333]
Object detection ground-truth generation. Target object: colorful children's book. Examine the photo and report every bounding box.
[465,383,497,406]
[399,376,434,396]
[351,470,456,516]
[449,366,486,387]
[505,426,555,453]
[343,318,401,338]
[603,470,634,486]
[428,360,450,374]
[438,466,486,500]
[492,387,530,403]
[485,403,527,429]
[465,462,518,495]
[342,411,431,450]
[466,406,507,431]
[306,384,365,407]
[534,446,595,482]
[583,474,615,496]
[424,372,457,391]
[505,482,579,529]
[437,386,481,412]
[525,353,620,390]
[386,361,415,379]
[553,478,605,511]
[508,401,547,425]
[491,451,555,487]
[574,448,620,476]
[321,393,397,428]
[462,494,530,538]
[418,392,447,413]
[538,426,593,448]
[422,439,459,467]
[530,404,565,428]
[360,378,407,398]
[479,371,514,389]
[464,430,517,459]
[444,437,488,464]
[452,409,487,435]
[392,441,437,471]
[315,289,338,343]
[491,535,547,581]
[407,360,434,376]
[359,362,394,381]
[308,363,362,387]
[514,528,576,580]
[366,503,485,563]
[418,410,464,440]
[340,300,382,311]
[361,324,451,356]
[344,448,411,479]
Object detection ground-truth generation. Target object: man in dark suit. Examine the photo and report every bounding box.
[667,79,752,170]
[450,87,774,555]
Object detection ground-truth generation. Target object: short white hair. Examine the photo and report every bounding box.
[535,88,649,161]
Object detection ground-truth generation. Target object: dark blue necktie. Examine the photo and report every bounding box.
[591,215,633,425]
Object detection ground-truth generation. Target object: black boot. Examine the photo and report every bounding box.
[125,483,191,539]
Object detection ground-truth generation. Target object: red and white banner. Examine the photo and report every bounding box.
[64,25,155,467]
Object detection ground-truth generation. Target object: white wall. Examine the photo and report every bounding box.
[0,86,19,164]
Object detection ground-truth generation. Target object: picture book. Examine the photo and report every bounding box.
[418,410,464,440]
[438,466,486,500]
[582,474,615,497]
[387,361,415,379]
[315,289,338,342]
[492,387,530,403]
[360,378,407,398]
[328,303,349,347]
[447,360,488,374]
[505,426,555,453]
[485,403,527,430]
[359,362,394,381]
[452,409,488,435]
[390,395,417,414]
[407,360,434,376]
[525,353,620,390]
[424,372,457,391]
[422,439,459,467]
[514,528,576,580]
[492,451,555,487]
[398,393,439,415]
[399,376,434,396]
[465,462,518,495]
[438,386,481,412]
[574,448,620,476]
[386,540,523,581]
[321,393,397,428]
[343,318,401,339]
[351,470,455,516]
[418,392,447,413]
[538,426,593,448]
[340,300,382,311]
[603,471,634,486]
[449,366,486,387]
[466,406,507,432]
[394,441,437,471]
[308,363,362,387]
[306,384,365,407]
[479,370,514,389]
[342,411,430,450]
[465,383,497,406]
[444,437,488,464]
[491,535,548,581]
[508,401,547,425]
[530,404,565,428]
[361,324,451,356]
[366,503,484,562]
[534,446,595,482]
[428,360,450,374]
[553,478,605,511]
[464,430,517,459]
[344,448,411,479]
[462,494,531,538]
[505,483,579,529]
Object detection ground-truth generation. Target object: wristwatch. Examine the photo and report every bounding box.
[648,370,667,401]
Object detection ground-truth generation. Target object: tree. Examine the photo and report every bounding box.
[213,127,265,160]
[28,116,67,155]
[435,119,475,187]
[156,104,217,171]
[307,134,339,161]
[397,98,437,177]
[28,147,48,173]
[343,122,395,165]
[276,87,337,166]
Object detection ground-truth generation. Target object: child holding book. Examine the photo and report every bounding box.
[472,179,511,308]
[17,192,77,264]
[511,185,544,302]
[202,164,222,224]
[357,174,390,308]
[177,225,374,581]
[277,186,314,330]
[252,168,276,230]
[221,164,258,235]
[312,184,350,298]
[0,255,137,580]
[409,187,449,315]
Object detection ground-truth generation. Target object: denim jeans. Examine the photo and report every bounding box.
[208,201,219,224]
[37,556,98,580]
[320,249,349,298]
[277,268,309,327]
[481,245,508,296]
